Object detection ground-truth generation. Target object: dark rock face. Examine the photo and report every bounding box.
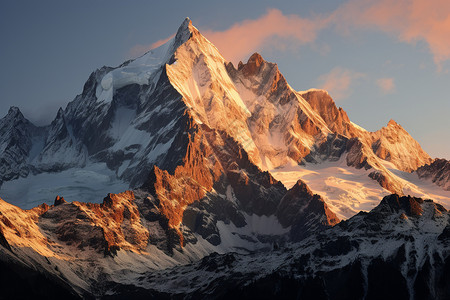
[366,257,409,300]
[416,158,450,191]
[301,89,355,138]
[346,137,371,169]
[376,194,425,216]
[0,252,82,300]
[0,107,44,185]
[238,52,264,77]
[0,226,11,252]
[276,179,339,241]
[113,195,450,299]
[54,195,67,206]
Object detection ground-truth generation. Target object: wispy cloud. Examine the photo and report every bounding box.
[202,9,328,62]
[129,1,450,69]
[333,0,450,70]
[317,67,365,101]
[376,77,395,94]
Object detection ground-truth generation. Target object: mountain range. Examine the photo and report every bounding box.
[0,18,449,299]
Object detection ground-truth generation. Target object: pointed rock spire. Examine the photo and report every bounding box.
[387,119,399,127]
[241,52,265,76]
[171,17,197,52]
[5,106,25,122]
[54,195,66,206]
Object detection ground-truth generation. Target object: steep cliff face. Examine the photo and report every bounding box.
[226,54,331,169]
[276,179,339,241]
[140,113,333,246]
[0,107,44,184]
[300,89,357,138]
[371,119,432,172]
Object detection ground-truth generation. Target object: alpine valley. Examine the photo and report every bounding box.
[0,18,449,299]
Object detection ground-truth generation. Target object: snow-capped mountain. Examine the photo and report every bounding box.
[0,18,447,216]
[0,17,449,299]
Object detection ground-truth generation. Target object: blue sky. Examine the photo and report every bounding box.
[1,0,449,158]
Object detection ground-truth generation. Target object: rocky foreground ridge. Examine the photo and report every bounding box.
[0,193,449,299]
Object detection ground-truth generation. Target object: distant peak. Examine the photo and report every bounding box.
[6,106,24,120]
[290,179,314,197]
[8,106,21,115]
[238,52,266,76]
[54,195,66,206]
[248,52,264,65]
[387,119,398,127]
[377,194,425,216]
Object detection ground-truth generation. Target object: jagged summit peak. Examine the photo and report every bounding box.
[375,194,430,216]
[6,106,22,118]
[235,52,267,76]
[8,106,20,114]
[247,52,264,65]
[54,195,66,206]
[383,118,408,133]
[3,106,27,123]
[290,179,314,196]
[387,119,399,127]
[175,17,193,36]
[178,17,192,31]
[171,17,199,51]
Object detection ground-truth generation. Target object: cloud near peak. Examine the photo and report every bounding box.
[129,1,450,70]
[333,0,450,70]
[317,67,365,101]
[376,77,395,94]
[202,9,328,63]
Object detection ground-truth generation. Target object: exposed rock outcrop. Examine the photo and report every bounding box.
[416,158,450,191]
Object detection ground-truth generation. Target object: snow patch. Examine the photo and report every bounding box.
[0,163,128,209]
[95,37,175,103]
[271,156,390,220]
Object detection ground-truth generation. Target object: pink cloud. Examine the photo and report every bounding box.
[376,77,395,94]
[127,9,328,62]
[128,2,450,69]
[317,67,365,101]
[333,0,450,69]
[202,9,328,63]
